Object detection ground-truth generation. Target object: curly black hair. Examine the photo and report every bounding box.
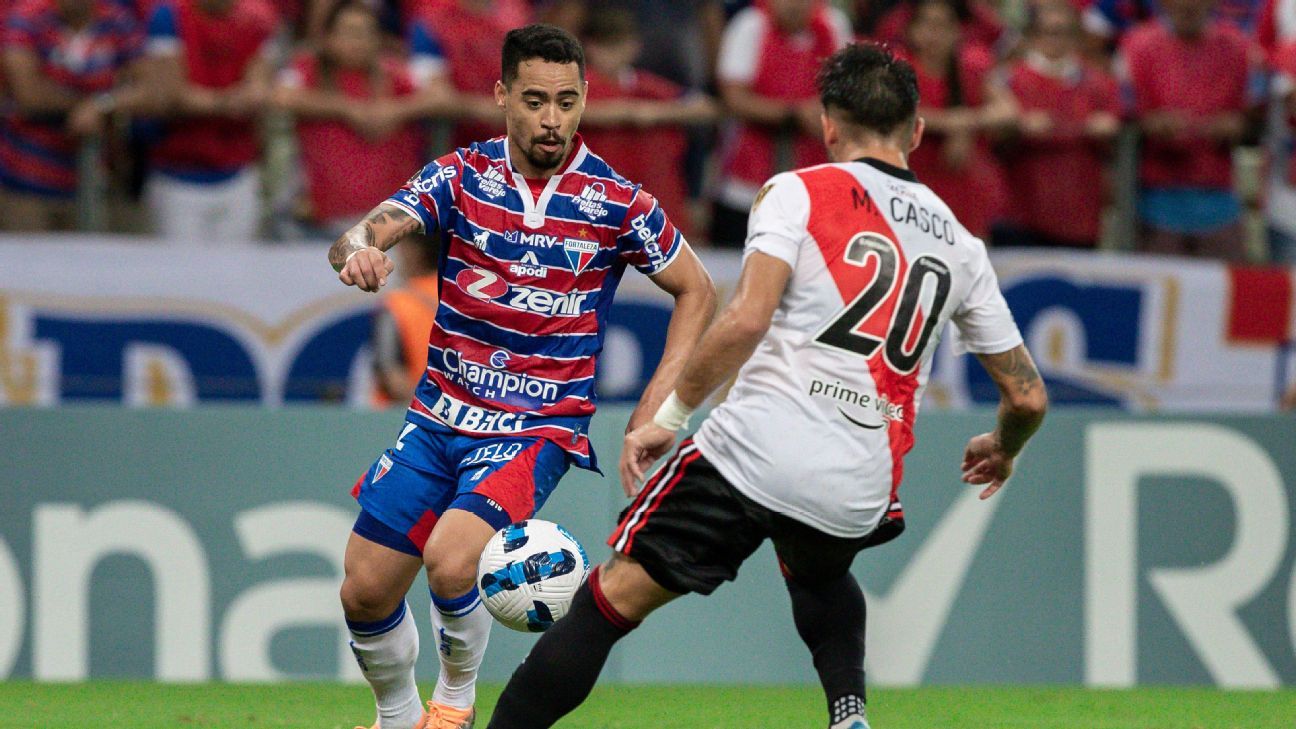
[816,42,920,137]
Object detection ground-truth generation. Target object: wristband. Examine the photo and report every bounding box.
[335,245,370,272]
[652,391,695,431]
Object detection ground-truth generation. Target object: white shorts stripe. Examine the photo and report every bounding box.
[613,442,698,552]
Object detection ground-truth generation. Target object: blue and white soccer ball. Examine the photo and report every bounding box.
[477,519,591,632]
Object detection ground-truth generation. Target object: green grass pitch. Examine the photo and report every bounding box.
[1,682,1293,728]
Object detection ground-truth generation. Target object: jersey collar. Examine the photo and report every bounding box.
[855,157,919,183]
[505,133,589,229]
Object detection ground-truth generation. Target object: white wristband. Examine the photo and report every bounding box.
[652,391,695,431]
[344,247,369,265]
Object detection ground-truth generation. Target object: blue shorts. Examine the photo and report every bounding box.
[350,420,571,556]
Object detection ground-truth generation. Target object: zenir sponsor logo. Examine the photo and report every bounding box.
[455,267,588,317]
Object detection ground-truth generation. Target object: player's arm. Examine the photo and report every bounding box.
[674,252,788,407]
[627,243,718,433]
[328,203,423,292]
[620,251,790,494]
[963,345,1048,500]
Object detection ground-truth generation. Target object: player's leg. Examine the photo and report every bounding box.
[340,526,425,729]
[419,508,496,728]
[346,421,462,729]
[487,439,768,729]
[773,511,905,729]
[485,553,676,729]
[420,437,572,727]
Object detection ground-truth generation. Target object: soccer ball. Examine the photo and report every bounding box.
[477,519,591,632]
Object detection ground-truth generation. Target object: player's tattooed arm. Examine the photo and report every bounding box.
[329,203,422,292]
[974,344,1048,458]
[328,204,422,272]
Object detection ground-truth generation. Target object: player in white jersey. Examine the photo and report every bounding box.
[486,43,1048,729]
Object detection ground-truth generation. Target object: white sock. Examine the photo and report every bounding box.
[348,601,424,729]
[428,586,492,709]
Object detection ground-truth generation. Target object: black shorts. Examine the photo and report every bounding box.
[607,438,905,595]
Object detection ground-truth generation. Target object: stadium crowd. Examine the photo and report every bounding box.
[1,0,1293,261]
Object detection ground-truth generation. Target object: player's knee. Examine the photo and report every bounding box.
[597,554,674,622]
[339,574,402,622]
[424,548,479,598]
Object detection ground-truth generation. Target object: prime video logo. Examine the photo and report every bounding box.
[441,348,558,402]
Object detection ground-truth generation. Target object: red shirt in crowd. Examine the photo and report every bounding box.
[411,1,527,149]
[1120,18,1252,189]
[716,2,849,202]
[1001,56,1120,244]
[145,0,277,178]
[0,0,141,196]
[904,44,1008,239]
[581,65,694,235]
[286,52,427,224]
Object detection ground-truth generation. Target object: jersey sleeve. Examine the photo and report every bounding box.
[743,173,808,269]
[386,152,461,234]
[950,238,1023,354]
[617,189,684,276]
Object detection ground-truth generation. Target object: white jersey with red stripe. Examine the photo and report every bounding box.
[693,158,1023,538]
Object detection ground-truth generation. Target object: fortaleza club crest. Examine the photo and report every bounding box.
[373,453,393,484]
[563,237,598,275]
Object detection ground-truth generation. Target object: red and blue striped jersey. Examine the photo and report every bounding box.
[385,134,684,471]
[0,0,142,197]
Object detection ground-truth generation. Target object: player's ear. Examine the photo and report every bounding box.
[821,112,837,150]
[910,116,925,155]
[494,80,507,109]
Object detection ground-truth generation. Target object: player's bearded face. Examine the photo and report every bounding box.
[499,60,586,175]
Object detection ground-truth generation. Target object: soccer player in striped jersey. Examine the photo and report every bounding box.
[486,43,1048,729]
[328,24,717,729]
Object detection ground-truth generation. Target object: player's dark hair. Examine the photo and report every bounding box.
[501,24,585,86]
[816,42,919,138]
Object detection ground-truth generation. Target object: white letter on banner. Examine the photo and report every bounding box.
[1085,423,1284,688]
[866,487,1005,684]
[219,502,358,681]
[33,502,210,680]
[0,536,24,678]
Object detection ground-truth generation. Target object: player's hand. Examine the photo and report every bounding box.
[620,423,677,497]
[960,432,1014,500]
[338,247,394,292]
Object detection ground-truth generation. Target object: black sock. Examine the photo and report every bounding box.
[785,569,867,719]
[487,567,639,729]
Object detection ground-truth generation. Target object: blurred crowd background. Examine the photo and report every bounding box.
[2,0,1295,262]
